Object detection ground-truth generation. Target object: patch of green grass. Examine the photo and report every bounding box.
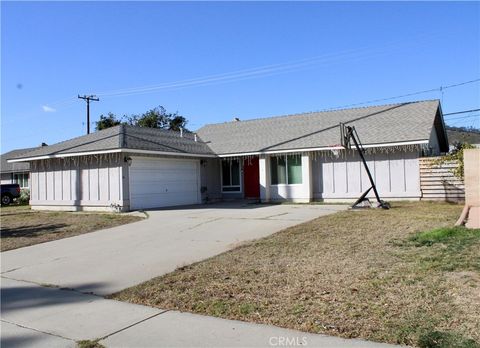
[239,302,256,315]
[77,339,105,348]
[409,227,480,247]
[407,227,480,272]
[211,300,229,316]
[391,318,435,345]
[291,303,305,315]
[418,331,480,348]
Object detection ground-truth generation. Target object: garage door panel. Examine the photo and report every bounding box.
[130,183,199,195]
[130,169,197,179]
[130,177,198,187]
[129,157,200,210]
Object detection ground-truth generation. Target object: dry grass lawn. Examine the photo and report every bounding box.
[112,202,480,347]
[1,205,143,251]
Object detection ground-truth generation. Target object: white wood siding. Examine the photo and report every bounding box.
[200,158,222,202]
[313,151,421,200]
[29,154,125,209]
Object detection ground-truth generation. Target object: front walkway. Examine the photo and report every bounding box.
[0,202,398,347]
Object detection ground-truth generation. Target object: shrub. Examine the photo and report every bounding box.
[18,189,30,205]
[434,142,475,179]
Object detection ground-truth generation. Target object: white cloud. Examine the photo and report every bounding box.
[42,105,56,112]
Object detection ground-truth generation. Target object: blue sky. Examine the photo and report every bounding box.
[2,1,479,153]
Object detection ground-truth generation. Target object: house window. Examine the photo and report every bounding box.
[13,173,29,188]
[271,155,302,185]
[222,159,241,192]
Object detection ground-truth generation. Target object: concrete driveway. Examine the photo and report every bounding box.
[2,203,400,348]
[1,202,346,295]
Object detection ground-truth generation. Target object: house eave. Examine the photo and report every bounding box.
[122,149,217,158]
[0,169,30,174]
[8,139,429,162]
[217,139,429,158]
[8,148,217,163]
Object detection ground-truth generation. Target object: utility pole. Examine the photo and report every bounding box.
[78,95,99,134]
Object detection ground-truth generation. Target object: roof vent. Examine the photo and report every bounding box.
[194,134,198,142]
[40,142,48,147]
[233,117,240,122]
[179,128,183,138]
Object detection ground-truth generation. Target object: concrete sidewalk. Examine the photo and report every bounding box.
[1,278,398,348]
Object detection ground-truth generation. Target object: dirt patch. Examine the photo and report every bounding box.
[0,206,143,251]
[112,202,480,347]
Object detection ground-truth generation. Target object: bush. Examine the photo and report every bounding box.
[434,142,475,179]
[18,189,30,205]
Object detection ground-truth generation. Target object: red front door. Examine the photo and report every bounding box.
[243,157,260,198]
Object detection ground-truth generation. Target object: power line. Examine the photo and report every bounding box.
[443,108,480,116]
[444,114,480,121]
[94,33,443,98]
[324,78,480,110]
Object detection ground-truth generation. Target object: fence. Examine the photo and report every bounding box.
[419,157,465,202]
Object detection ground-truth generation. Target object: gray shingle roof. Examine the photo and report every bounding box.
[1,147,40,173]
[9,100,446,162]
[10,125,214,160]
[196,100,445,155]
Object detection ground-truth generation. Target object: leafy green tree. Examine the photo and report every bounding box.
[96,106,188,131]
[125,106,188,131]
[95,113,122,131]
[168,115,188,131]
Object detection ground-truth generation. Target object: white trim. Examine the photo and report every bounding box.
[8,148,216,163]
[217,140,429,158]
[8,149,123,162]
[122,149,216,158]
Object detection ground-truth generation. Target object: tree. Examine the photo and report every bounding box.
[95,113,121,131]
[169,115,187,131]
[96,106,188,131]
[125,106,188,131]
[125,107,166,128]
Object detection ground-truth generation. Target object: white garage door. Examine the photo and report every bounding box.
[129,157,201,210]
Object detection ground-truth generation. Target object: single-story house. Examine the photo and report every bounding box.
[9,100,448,211]
[1,147,43,189]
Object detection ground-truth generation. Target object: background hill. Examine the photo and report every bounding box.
[446,125,480,145]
